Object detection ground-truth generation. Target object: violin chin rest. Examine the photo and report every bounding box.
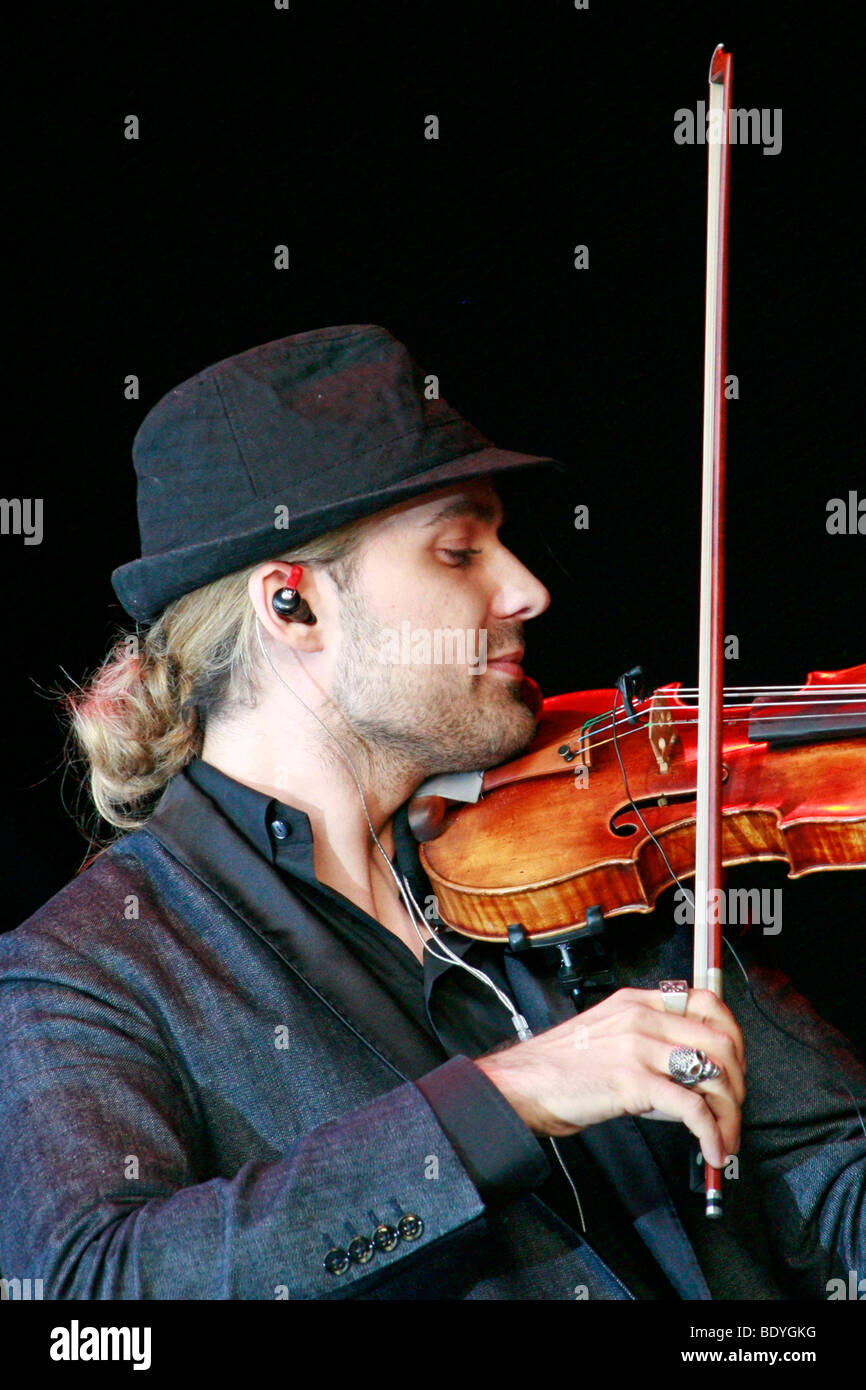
[407,794,449,843]
[407,769,485,842]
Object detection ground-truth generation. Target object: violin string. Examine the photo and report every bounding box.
[555,706,865,765]
[659,693,865,702]
[571,702,866,756]
[657,706,866,718]
[591,689,865,720]
[622,693,865,714]
[644,698,866,709]
[568,714,857,756]
[589,703,866,735]
[596,705,865,734]
[549,685,866,751]
[672,685,866,694]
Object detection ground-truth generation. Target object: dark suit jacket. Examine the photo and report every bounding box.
[1,772,863,1299]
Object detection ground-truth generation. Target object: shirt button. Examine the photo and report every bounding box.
[271,819,290,840]
[398,1214,424,1242]
[323,1247,350,1276]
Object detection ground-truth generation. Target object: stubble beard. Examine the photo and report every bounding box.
[328,586,537,781]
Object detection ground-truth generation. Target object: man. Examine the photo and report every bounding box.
[0,324,863,1299]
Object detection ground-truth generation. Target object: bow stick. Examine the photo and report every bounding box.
[694,42,733,1220]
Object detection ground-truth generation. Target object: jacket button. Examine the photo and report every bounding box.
[372,1222,399,1252]
[398,1214,424,1241]
[348,1234,374,1264]
[323,1247,350,1275]
[271,819,290,840]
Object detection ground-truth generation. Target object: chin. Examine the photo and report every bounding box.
[472,691,537,768]
[496,707,537,761]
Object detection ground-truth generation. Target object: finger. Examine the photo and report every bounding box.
[648,1042,742,1156]
[609,1004,746,1106]
[627,1001,746,1095]
[685,990,746,1070]
[641,986,746,1070]
[643,1076,728,1169]
[654,1018,746,1106]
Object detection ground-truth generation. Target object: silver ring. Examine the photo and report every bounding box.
[659,979,689,1015]
[668,1046,722,1087]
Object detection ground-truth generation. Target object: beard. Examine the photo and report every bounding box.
[327,584,537,779]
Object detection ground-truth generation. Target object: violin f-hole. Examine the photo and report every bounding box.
[609,773,730,839]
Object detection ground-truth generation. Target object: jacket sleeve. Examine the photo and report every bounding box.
[0,932,547,1300]
[724,943,866,1295]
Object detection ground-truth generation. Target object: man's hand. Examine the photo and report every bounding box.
[475,987,745,1169]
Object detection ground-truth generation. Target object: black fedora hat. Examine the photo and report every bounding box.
[111,323,564,622]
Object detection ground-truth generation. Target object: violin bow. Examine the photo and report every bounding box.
[694,42,732,1219]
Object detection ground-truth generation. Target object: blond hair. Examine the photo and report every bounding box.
[63,523,363,850]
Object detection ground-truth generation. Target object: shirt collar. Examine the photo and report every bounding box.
[182,755,478,980]
[182,756,456,922]
[183,755,313,863]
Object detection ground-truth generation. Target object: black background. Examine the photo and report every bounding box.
[4,2,864,1050]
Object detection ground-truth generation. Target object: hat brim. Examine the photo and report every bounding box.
[111,445,566,622]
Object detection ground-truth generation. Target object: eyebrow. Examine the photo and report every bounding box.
[419,495,505,529]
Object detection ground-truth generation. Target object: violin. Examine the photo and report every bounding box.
[410,44,864,1218]
[408,664,866,942]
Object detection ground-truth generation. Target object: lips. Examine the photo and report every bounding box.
[486,649,525,678]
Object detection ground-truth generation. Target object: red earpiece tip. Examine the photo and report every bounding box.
[287,564,303,589]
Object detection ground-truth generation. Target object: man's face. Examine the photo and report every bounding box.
[328,478,550,777]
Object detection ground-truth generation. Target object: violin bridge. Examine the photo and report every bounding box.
[649,697,678,774]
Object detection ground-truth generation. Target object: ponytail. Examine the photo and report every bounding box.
[62,523,362,845]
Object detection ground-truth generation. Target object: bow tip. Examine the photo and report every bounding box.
[709,43,732,85]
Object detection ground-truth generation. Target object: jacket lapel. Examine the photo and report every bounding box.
[579,1119,712,1300]
[143,773,446,1083]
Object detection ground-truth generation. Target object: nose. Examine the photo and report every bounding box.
[487,543,551,623]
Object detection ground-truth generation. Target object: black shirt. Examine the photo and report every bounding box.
[183,755,680,1298]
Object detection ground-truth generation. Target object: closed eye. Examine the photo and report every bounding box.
[440,548,482,567]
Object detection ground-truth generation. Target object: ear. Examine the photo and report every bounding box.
[248,566,325,653]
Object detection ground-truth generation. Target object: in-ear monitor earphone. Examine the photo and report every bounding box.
[272,564,317,625]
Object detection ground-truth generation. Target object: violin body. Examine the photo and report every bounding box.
[413,665,866,943]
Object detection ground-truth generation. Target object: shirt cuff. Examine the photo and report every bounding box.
[416,1054,551,1204]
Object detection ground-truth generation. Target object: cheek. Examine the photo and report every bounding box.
[372,575,463,628]
[363,543,489,630]
[424,561,490,624]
